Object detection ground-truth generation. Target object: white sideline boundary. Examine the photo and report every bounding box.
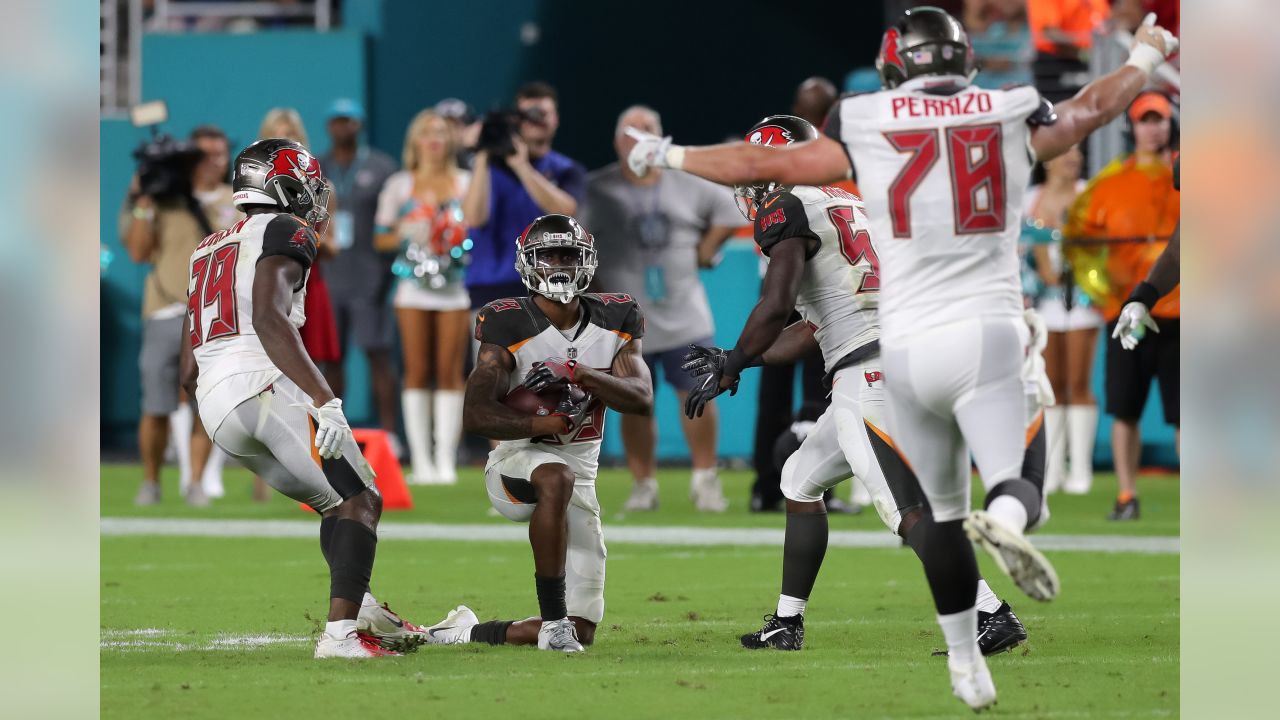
[101,517,1178,554]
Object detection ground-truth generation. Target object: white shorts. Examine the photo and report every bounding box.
[1036,293,1102,333]
[882,317,1030,523]
[206,375,377,512]
[780,360,926,535]
[484,446,606,624]
[393,277,470,311]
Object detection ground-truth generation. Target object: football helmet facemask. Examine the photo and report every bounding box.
[734,115,818,221]
[232,138,331,228]
[514,214,598,304]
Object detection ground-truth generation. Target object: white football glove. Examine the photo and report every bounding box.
[312,398,351,460]
[1022,309,1055,407]
[1112,301,1160,351]
[1127,13,1179,74]
[625,127,683,177]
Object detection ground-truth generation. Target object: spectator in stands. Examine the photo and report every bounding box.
[461,81,585,314]
[317,99,399,447]
[584,105,742,513]
[965,0,1034,89]
[122,124,237,507]
[375,110,472,485]
[1027,0,1110,103]
[1064,91,1180,522]
[1024,145,1098,496]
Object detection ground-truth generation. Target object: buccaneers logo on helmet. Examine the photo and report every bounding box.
[747,126,794,147]
[879,27,907,75]
[265,147,321,184]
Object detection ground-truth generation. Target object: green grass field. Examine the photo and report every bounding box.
[101,464,1179,719]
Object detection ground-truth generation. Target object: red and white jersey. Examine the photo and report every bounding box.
[753,184,880,372]
[474,293,645,480]
[826,76,1043,345]
[188,212,318,431]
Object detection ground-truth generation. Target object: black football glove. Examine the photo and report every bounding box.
[550,384,592,432]
[524,357,578,393]
[680,344,729,379]
[684,368,738,420]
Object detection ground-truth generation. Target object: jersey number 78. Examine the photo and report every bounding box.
[883,123,1006,239]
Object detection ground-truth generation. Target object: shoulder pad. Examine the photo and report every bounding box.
[754,190,820,260]
[260,214,317,271]
[1027,96,1057,127]
[474,297,542,350]
[584,293,644,340]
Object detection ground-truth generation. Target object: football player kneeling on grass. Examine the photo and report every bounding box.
[426,214,652,652]
[182,139,443,659]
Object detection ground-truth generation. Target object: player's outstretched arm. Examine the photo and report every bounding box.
[463,342,568,439]
[628,128,851,189]
[253,256,336,407]
[575,339,653,416]
[1031,15,1177,161]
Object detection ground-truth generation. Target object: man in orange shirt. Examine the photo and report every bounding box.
[1028,0,1111,102]
[1064,90,1179,521]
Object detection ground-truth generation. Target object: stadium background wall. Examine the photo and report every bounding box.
[99,0,1177,467]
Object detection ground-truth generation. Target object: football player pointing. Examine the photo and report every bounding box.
[438,214,652,652]
[180,139,436,659]
[629,7,1178,711]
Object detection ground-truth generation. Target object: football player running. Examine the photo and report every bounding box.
[429,214,652,653]
[682,115,1033,658]
[180,138,438,659]
[628,7,1177,710]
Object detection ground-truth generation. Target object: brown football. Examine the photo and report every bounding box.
[502,382,586,417]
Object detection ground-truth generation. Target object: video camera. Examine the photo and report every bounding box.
[129,101,205,200]
[476,105,548,159]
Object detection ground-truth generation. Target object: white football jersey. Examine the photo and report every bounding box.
[188,212,317,431]
[475,293,645,481]
[827,76,1044,345]
[753,184,880,372]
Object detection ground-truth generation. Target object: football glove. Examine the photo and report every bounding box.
[680,344,729,379]
[550,385,592,433]
[1112,301,1160,351]
[684,369,738,420]
[1127,13,1178,74]
[524,357,578,393]
[312,398,351,460]
[625,127,684,177]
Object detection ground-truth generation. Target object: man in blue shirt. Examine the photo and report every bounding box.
[461,82,587,310]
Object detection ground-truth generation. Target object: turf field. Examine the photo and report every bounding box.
[101,464,1179,718]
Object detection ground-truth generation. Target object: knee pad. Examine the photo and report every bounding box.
[780,452,826,503]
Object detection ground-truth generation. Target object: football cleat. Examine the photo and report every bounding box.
[948,654,997,711]
[314,631,401,659]
[623,478,660,512]
[1107,497,1140,521]
[537,617,584,653]
[977,602,1028,656]
[357,598,431,652]
[965,510,1060,602]
[740,614,804,651]
[424,605,480,645]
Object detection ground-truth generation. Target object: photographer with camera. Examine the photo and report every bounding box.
[122,124,238,507]
[460,81,586,311]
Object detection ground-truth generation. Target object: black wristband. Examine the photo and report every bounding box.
[723,347,761,379]
[1127,281,1160,310]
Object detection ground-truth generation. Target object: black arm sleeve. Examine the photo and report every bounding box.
[754,190,820,259]
[260,214,318,270]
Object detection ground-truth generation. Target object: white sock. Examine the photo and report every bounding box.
[433,390,464,481]
[169,403,194,492]
[776,594,806,618]
[974,579,1001,614]
[325,619,357,639]
[362,592,378,608]
[1066,405,1098,492]
[937,607,980,664]
[201,446,227,498]
[1043,406,1066,493]
[987,495,1029,536]
[637,477,657,490]
[692,467,718,487]
[402,389,435,482]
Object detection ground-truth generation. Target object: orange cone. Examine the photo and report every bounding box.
[299,429,413,512]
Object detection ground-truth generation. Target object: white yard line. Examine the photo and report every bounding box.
[100,517,1178,554]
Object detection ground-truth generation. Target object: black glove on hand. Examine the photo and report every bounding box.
[680,344,729,379]
[550,385,592,432]
[683,368,738,420]
[524,357,578,393]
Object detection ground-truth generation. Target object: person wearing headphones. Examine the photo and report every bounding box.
[1063,90,1179,521]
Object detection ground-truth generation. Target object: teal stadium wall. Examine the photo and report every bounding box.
[100,5,1177,466]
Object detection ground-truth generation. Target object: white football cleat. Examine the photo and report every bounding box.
[948,654,997,711]
[424,605,480,645]
[965,510,1060,602]
[357,598,431,652]
[537,618,584,653]
[314,631,400,659]
[623,478,659,512]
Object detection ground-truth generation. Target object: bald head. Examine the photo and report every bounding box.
[615,105,662,138]
[792,77,838,126]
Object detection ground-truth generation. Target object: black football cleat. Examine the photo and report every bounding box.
[977,602,1028,656]
[1108,497,1140,521]
[741,614,804,650]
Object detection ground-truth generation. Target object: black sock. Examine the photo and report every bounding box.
[470,620,514,645]
[329,519,378,603]
[1021,421,1047,496]
[986,477,1042,531]
[912,516,980,615]
[534,574,567,621]
[319,516,338,569]
[780,511,829,603]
